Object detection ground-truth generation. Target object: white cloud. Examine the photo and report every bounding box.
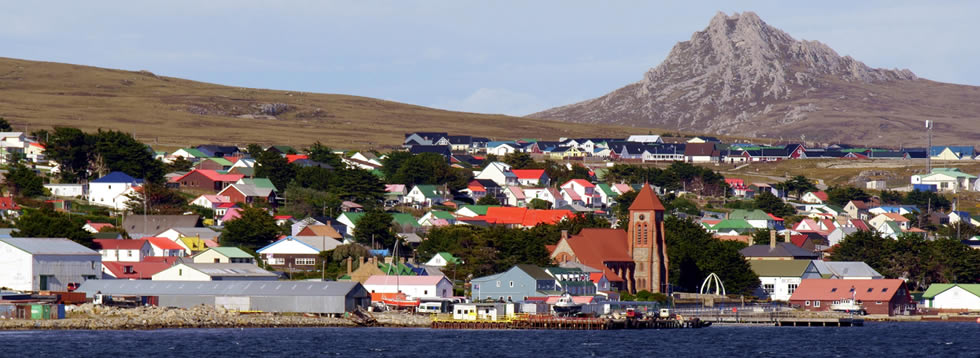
[436,88,548,116]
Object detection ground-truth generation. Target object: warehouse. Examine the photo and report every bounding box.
[76,280,371,314]
[0,238,101,291]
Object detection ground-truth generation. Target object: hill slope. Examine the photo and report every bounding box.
[530,11,980,146]
[0,57,637,150]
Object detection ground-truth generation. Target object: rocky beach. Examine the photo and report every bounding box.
[0,305,432,330]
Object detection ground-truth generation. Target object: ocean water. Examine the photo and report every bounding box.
[0,322,977,357]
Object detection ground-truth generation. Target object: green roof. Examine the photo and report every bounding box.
[436,252,462,264]
[180,148,207,158]
[711,219,755,231]
[370,169,385,179]
[415,185,441,199]
[596,183,618,198]
[922,284,980,299]
[340,212,366,225]
[430,211,455,220]
[207,247,253,259]
[459,205,498,215]
[271,145,295,153]
[392,213,421,228]
[929,168,978,179]
[233,167,255,177]
[729,209,771,221]
[378,262,415,275]
[749,260,813,277]
[206,157,233,166]
[825,205,844,213]
[240,178,278,192]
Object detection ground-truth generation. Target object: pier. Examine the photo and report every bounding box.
[430,314,711,330]
[675,307,864,327]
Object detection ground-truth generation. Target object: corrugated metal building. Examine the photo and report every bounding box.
[76,280,370,314]
[0,238,101,291]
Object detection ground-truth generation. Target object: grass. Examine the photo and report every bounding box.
[0,57,653,151]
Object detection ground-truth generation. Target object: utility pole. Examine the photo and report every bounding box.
[926,120,933,172]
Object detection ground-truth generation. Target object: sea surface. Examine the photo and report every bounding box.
[0,322,977,357]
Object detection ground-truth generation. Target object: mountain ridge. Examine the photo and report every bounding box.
[531,11,980,146]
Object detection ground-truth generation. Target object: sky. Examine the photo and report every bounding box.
[3,1,979,116]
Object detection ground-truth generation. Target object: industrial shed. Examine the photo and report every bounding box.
[76,280,370,314]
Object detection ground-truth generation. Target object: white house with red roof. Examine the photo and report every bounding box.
[560,179,597,207]
[802,191,829,204]
[144,237,186,257]
[190,194,232,209]
[504,186,527,207]
[82,221,115,234]
[93,239,153,262]
[511,169,549,187]
[26,142,45,162]
[363,275,454,299]
[0,197,21,219]
[102,258,176,280]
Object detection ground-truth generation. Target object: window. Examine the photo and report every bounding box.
[814,300,821,307]
[788,284,798,294]
[496,281,501,288]
[763,284,775,294]
[876,301,882,305]
[881,288,888,293]
[805,300,810,306]
[272,258,285,265]
[867,288,873,293]
[831,288,837,292]
[509,281,514,287]
[128,250,133,257]
[214,258,221,263]
[295,258,316,265]
[424,290,428,295]
[178,269,183,276]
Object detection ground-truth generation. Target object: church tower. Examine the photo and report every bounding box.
[627,183,668,294]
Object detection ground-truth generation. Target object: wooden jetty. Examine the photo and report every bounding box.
[431,314,711,330]
[679,310,863,327]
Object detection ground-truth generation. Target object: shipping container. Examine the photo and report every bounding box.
[57,304,66,319]
[30,305,43,320]
[912,184,937,192]
[0,304,14,319]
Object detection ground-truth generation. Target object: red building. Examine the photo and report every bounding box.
[789,279,916,316]
[174,169,243,192]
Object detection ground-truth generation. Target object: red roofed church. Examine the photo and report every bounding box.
[549,183,668,294]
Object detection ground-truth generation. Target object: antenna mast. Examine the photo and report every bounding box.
[926,120,933,172]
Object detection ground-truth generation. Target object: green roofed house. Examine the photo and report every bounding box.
[912,168,978,192]
[239,178,279,193]
[595,183,619,207]
[456,205,499,217]
[922,284,980,310]
[425,252,464,267]
[404,185,448,208]
[419,211,456,226]
[192,247,255,264]
[172,148,207,160]
[728,209,774,229]
[710,219,755,234]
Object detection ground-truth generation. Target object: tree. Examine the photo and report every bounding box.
[825,186,871,207]
[165,156,194,173]
[750,229,773,246]
[221,207,281,252]
[14,208,94,248]
[476,195,500,205]
[502,152,536,169]
[91,129,165,182]
[528,198,551,210]
[306,141,343,168]
[879,190,903,205]
[255,149,296,192]
[0,118,11,132]
[380,151,413,181]
[614,190,639,228]
[390,153,453,186]
[664,216,758,295]
[45,127,94,182]
[5,162,45,197]
[353,210,397,249]
[904,190,950,211]
[781,175,817,199]
[124,182,187,215]
[753,191,796,218]
[245,144,264,158]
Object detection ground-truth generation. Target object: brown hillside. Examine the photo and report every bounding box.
[0,57,640,150]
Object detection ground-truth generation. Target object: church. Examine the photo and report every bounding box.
[549,183,669,294]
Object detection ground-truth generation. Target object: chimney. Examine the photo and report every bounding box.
[783,231,791,245]
[385,256,394,264]
[561,230,569,241]
[769,230,777,249]
[346,257,353,275]
[399,257,406,264]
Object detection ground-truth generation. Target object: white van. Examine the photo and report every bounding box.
[418,302,443,314]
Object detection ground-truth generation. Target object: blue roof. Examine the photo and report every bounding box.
[370,249,391,256]
[91,172,142,184]
[487,141,516,148]
[953,211,972,219]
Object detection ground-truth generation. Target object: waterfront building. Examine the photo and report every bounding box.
[0,238,101,291]
[789,279,915,316]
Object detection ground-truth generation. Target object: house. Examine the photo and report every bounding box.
[827,226,859,247]
[173,169,243,191]
[144,237,186,257]
[425,252,463,267]
[475,162,518,187]
[296,224,344,241]
[403,185,448,208]
[684,143,720,163]
[167,148,207,162]
[218,179,279,206]
[789,279,915,316]
[487,142,520,156]
[455,205,499,218]
[522,188,565,208]
[336,212,420,236]
[868,205,919,216]
[190,194,232,209]
[101,259,175,280]
[44,183,86,198]
[626,135,663,144]
[502,186,527,207]
[921,284,980,310]
[192,247,255,264]
[911,168,977,192]
[728,209,775,229]
[403,132,449,147]
[470,265,558,301]
[464,179,504,203]
[88,172,143,209]
[25,142,45,162]
[749,260,821,301]
[363,275,454,299]
[93,239,153,262]
[154,227,221,243]
[930,146,975,161]
[0,132,27,164]
[82,221,114,234]
[949,211,973,226]
[122,215,200,239]
[868,213,910,231]
[511,169,549,187]
[409,145,452,161]
[384,184,407,206]
[194,157,234,171]
[739,237,820,261]
[0,237,101,291]
[810,261,883,280]
[843,200,871,220]
[418,211,456,227]
[560,179,597,207]
[801,191,829,204]
[195,145,241,158]
[257,237,330,270]
[151,263,277,281]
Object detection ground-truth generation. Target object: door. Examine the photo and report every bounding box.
[39,275,51,290]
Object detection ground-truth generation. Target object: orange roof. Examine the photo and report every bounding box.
[511,169,546,180]
[628,183,665,211]
[562,179,595,188]
[485,207,528,225]
[564,228,632,282]
[882,213,909,222]
[789,279,907,302]
[144,237,184,250]
[286,154,308,163]
[521,209,574,227]
[175,169,244,183]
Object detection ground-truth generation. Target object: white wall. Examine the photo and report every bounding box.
[44,184,86,198]
[88,182,134,209]
[759,276,802,301]
[152,264,212,281]
[929,286,980,309]
[0,243,33,291]
[364,280,453,299]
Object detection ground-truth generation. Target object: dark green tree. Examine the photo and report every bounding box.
[528,198,552,210]
[0,118,11,132]
[502,152,537,169]
[124,182,187,215]
[221,207,281,252]
[14,207,94,248]
[45,127,94,182]
[753,191,796,218]
[614,190,639,228]
[879,190,903,205]
[353,210,397,249]
[91,129,165,182]
[780,175,817,199]
[904,190,950,211]
[664,216,758,295]
[825,186,871,206]
[255,149,296,192]
[380,151,413,180]
[245,144,264,158]
[306,141,343,168]
[165,156,194,173]
[476,195,500,205]
[390,153,453,186]
[6,162,45,197]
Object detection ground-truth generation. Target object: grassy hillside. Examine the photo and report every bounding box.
[0,57,650,151]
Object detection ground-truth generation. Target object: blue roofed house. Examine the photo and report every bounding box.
[471,265,558,302]
[88,172,143,210]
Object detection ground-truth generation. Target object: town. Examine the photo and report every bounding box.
[1,123,978,327]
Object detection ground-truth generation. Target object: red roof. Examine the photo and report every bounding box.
[563,228,633,282]
[143,237,184,251]
[0,197,20,210]
[102,261,172,279]
[850,219,870,231]
[562,179,595,188]
[85,221,114,231]
[286,154,308,163]
[789,279,908,302]
[29,142,45,149]
[175,169,244,183]
[767,213,784,221]
[485,207,528,225]
[274,215,293,220]
[511,169,546,180]
[93,239,149,251]
[789,234,811,247]
[521,210,574,227]
[628,183,665,211]
[811,191,829,201]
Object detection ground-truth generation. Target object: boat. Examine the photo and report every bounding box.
[381,292,420,309]
[830,299,866,315]
[552,292,584,316]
